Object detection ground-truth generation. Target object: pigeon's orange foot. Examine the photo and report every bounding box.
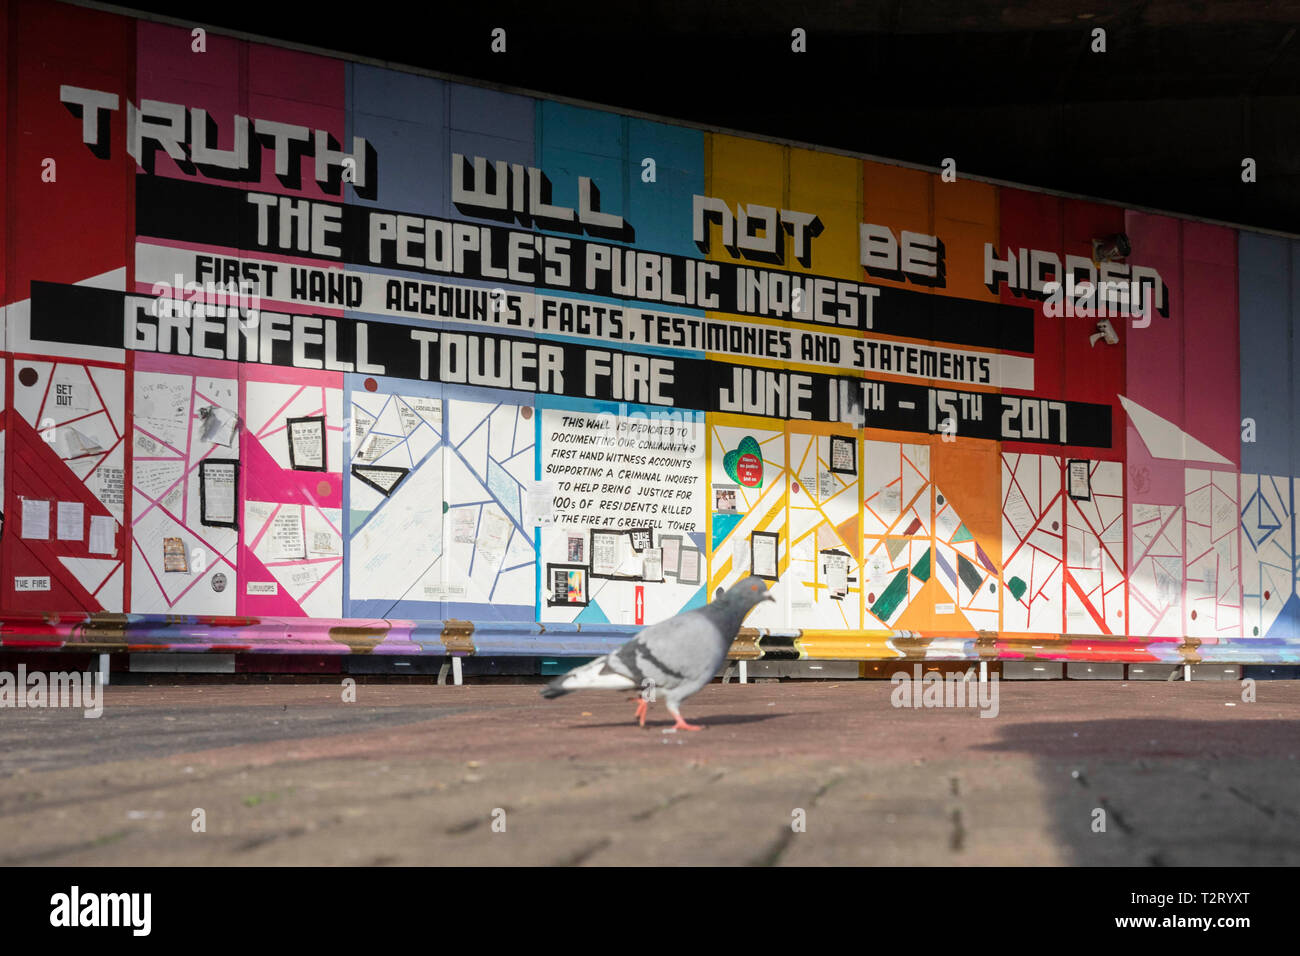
[633,698,648,727]
[673,717,703,731]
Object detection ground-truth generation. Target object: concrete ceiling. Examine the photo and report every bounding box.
[113,0,1300,232]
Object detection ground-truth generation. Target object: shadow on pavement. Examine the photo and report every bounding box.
[975,718,1300,865]
[574,712,796,730]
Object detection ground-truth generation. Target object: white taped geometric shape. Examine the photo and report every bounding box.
[1119,395,1231,465]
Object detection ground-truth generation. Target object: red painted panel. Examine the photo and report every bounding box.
[997,190,1130,461]
[1061,199,1127,459]
[2,403,121,611]
[7,0,134,301]
[998,187,1064,452]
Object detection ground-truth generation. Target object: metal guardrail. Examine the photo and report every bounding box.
[2,613,1299,664]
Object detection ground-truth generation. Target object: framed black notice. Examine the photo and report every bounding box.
[627,526,653,553]
[547,564,590,607]
[286,415,327,471]
[751,530,780,581]
[198,458,239,530]
[1067,459,1092,501]
[829,435,857,475]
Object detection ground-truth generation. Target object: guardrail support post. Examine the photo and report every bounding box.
[979,661,988,684]
[452,656,463,686]
[1184,663,1192,682]
[98,653,110,686]
[739,660,748,684]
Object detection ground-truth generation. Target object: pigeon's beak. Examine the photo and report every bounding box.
[763,590,776,603]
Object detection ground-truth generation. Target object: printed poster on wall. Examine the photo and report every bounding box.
[287,416,327,471]
[199,459,239,529]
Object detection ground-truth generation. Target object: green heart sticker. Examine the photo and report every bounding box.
[724,436,764,488]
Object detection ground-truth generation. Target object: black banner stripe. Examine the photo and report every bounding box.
[29,281,1109,447]
[134,175,1035,353]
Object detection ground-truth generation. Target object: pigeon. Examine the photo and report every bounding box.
[541,574,775,730]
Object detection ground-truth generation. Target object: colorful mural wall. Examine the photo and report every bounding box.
[2,0,1299,663]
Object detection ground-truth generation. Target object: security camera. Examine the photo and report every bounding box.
[1089,318,1119,347]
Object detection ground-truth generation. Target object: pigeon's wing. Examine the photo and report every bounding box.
[614,609,728,692]
[540,652,638,698]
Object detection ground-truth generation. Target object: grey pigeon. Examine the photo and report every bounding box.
[541,575,774,730]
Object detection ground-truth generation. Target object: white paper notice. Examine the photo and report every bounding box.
[93,466,125,514]
[825,552,848,592]
[752,534,778,579]
[135,461,182,502]
[480,510,510,551]
[452,509,477,544]
[678,547,701,585]
[21,499,50,540]
[477,509,510,570]
[200,406,238,446]
[246,501,275,529]
[308,530,340,556]
[592,531,620,576]
[61,427,103,458]
[403,396,442,424]
[355,432,399,463]
[268,509,306,560]
[1003,485,1034,535]
[396,402,419,435]
[819,470,838,499]
[56,501,85,541]
[524,481,556,528]
[732,537,749,572]
[89,515,117,555]
[643,547,663,582]
[661,536,681,576]
[287,563,327,591]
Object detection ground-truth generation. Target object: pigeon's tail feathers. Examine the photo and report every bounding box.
[540,656,636,698]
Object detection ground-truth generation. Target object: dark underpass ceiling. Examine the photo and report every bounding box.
[110,0,1300,233]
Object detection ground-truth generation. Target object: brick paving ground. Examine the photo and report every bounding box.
[1,678,1297,865]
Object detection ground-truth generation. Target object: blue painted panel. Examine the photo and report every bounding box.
[1238,231,1291,476]
[448,86,535,228]
[627,119,705,260]
[347,65,447,216]
[538,101,624,158]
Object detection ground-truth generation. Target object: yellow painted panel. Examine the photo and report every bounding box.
[703,133,793,371]
[789,147,861,279]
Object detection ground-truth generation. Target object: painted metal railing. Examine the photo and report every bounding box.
[2,613,1298,664]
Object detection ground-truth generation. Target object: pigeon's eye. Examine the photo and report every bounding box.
[750,584,758,591]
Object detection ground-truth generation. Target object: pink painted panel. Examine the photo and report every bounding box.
[1182,222,1240,468]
